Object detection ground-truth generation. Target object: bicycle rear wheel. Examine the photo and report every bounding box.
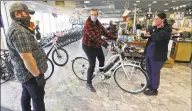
[44,58,54,80]
[114,64,148,94]
[72,57,94,81]
[0,58,14,85]
[52,47,69,66]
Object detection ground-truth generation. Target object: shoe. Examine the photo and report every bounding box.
[86,84,96,92]
[141,83,152,90]
[144,89,158,96]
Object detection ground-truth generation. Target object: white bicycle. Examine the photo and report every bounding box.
[72,39,148,94]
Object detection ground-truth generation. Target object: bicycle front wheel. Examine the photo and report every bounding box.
[114,64,148,94]
[44,58,54,80]
[52,47,69,66]
[72,57,93,81]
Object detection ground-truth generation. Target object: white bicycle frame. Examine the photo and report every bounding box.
[93,40,139,80]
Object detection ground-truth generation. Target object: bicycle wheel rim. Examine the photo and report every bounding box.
[141,58,146,72]
[72,57,89,81]
[52,48,69,66]
[45,58,54,80]
[114,64,148,94]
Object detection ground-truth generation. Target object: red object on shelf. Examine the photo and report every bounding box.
[122,16,127,21]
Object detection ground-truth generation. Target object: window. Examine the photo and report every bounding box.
[50,14,56,33]
[56,14,62,32]
[61,14,72,30]
[33,11,44,34]
[42,12,51,34]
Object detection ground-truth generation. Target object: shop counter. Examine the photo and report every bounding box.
[170,40,192,62]
[125,40,147,47]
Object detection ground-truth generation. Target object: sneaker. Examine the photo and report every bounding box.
[144,89,158,96]
[86,84,96,92]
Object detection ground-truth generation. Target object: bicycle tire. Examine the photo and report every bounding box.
[140,58,146,72]
[0,58,14,85]
[45,58,54,80]
[52,47,69,66]
[114,64,148,94]
[72,57,95,81]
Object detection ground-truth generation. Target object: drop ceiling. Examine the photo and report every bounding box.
[74,0,192,18]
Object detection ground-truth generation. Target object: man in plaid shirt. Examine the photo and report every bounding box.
[82,9,116,92]
[6,3,47,111]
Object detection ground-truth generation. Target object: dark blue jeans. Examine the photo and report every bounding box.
[146,56,165,89]
[21,77,45,111]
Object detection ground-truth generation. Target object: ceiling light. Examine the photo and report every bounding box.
[84,1,90,3]
[180,5,183,8]
[173,7,175,10]
[134,4,137,6]
[172,1,176,2]
[182,5,187,7]
[152,1,157,3]
[164,10,169,11]
[176,7,179,10]
[148,4,151,6]
[136,1,140,3]
[164,3,168,5]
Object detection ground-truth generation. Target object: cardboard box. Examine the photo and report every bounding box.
[163,57,174,68]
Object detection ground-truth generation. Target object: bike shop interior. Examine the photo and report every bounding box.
[0,0,192,111]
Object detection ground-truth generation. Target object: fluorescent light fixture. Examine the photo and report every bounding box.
[134,4,137,6]
[164,3,168,5]
[136,1,140,3]
[84,1,90,3]
[148,4,151,6]
[183,5,187,7]
[172,1,176,2]
[152,1,157,3]
[164,10,168,11]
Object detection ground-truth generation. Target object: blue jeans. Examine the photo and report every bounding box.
[146,56,165,89]
[21,77,45,111]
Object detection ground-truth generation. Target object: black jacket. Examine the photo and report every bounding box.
[144,26,172,61]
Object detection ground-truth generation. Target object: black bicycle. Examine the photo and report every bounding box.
[42,35,69,66]
[0,49,54,85]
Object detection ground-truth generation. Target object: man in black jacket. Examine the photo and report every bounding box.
[142,12,171,96]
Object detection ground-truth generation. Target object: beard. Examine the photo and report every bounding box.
[14,15,31,27]
[20,15,31,27]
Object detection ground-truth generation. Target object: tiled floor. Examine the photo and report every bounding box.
[1,41,191,111]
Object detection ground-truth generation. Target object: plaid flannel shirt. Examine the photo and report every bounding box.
[82,16,114,48]
[6,20,48,83]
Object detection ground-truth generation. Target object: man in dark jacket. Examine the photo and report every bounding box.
[142,12,171,96]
